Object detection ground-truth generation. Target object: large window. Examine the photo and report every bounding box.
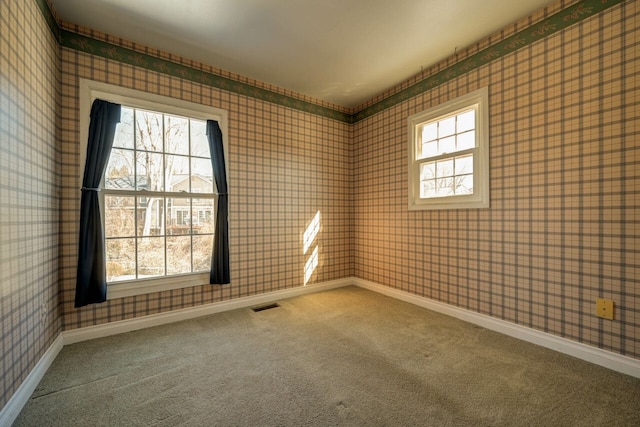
[80,79,228,299]
[104,106,215,281]
[408,87,489,210]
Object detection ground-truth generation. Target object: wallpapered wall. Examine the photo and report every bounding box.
[2,0,638,416]
[0,0,61,410]
[58,31,352,330]
[353,0,638,359]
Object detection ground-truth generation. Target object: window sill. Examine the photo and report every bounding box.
[409,195,489,210]
[107,272,210,299]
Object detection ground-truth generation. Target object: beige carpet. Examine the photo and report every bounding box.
[15,286,640,426]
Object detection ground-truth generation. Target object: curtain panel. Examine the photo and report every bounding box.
[75,100,121,307]
[206,120,230,284]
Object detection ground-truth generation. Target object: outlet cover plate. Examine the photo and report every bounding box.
[596,298,614,320]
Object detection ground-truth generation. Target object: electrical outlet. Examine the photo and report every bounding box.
[596,298,614,320]
[41,302,48,325]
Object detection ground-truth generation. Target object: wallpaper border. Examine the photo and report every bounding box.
[35,0,60,41]
[353,0,626,121]
[58,29,352,123]
[37,0,625,123]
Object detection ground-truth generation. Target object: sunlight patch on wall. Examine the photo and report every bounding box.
[303,211,321,285]
[304,246,319,286]
[303,211,320,254]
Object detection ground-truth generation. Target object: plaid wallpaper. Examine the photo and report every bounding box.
[58,43,352,330]
[1,0,638,414]
[353,0,638,359]
[0,0,61,410]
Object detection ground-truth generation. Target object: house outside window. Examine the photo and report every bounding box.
[408,87,489,210]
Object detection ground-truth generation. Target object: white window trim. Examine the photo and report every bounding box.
[79,79,229,300]
[408,87,489,210]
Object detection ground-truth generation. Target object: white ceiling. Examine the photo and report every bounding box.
[50,0,552,108]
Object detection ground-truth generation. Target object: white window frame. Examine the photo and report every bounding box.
[79,79,229,299]
[408,87,489,210]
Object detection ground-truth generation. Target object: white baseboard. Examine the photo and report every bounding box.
[0,334,63,427]
[1,279,351,425]
[353,277,640,379]
[3,276,638,427]
[63,278,352,345]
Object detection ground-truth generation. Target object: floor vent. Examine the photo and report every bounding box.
[251,303,280,312]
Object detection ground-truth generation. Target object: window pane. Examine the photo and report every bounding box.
[137,237,165,278]
[105,196,135,237]
[436,177,454,196]
[106,238,136,282]
[167,236,192,275]
[421,141,437,159]
[420,162,435,180]
[165,115,189,155]
[137,197,165,237]
[113,107,134,149]
[191,120,210,158]
[457,110,475,133]
[135,110,163,152]
[455,174,474,195]
[193,234,213,272]
[167,197,191,235]
[438,136,455,155]
[457,130,475,151]
[436,159,454,177]
[438,116,456,137]
[165,155,190,192]
[103,104,223,284]
[191,158,214,193]
[420,180,436,198]
[455,154,473,175]
[421,123,437,142]
[192,199,215,234]
[105,148,134,190]
[136,151,164,191]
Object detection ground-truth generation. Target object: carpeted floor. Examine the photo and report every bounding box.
[15,286,640,426]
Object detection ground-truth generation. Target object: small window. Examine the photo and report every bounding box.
[408,87,489,210]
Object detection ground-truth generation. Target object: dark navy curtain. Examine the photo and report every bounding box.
[75,100,121,307]
[206,120,230,284]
